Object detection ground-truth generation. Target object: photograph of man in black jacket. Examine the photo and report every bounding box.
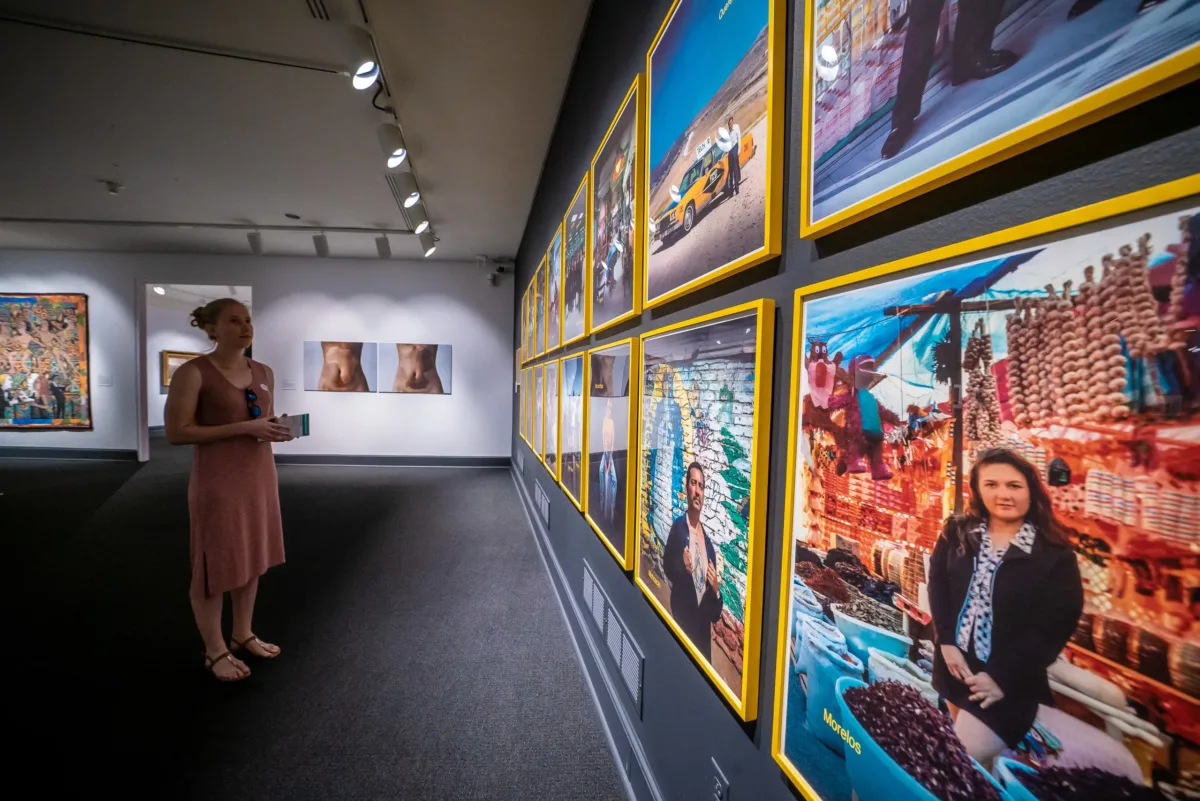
[663,462,724,661]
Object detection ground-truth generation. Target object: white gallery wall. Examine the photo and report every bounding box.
[144,294,220,429]
[0,250,514,458]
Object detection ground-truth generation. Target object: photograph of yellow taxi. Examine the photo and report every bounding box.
[649,126,756,248]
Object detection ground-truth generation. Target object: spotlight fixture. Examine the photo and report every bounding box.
[152,286,166,296]
[394,172,420,208]
[418,228,436,258]
[408,203,430,235]
[345,26,380,90]
[247,231,264,255]
[313,233,330,258]
[375,235,391,259]
[377,124,408,169]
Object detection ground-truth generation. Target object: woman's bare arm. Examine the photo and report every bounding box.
[164,363,251,445]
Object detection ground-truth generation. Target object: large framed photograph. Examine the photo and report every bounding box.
[644,0,784,308]
[520,287,528,364]
[534,259,547,358]
[636,299,776,719]
[519,367,528,443]
[0,293,91,430]
[533,363,545,462]
[545,358,560,477]
[378,344,451,394]
[773,178,1200,801]
[564,176,590,346]
[585,338,639,566]
[161,349,203,389]
[547,226,564,353]
[590,74,645,334]
[561,354,586,509]
[801,0,1200,237]
[303,341,377,392]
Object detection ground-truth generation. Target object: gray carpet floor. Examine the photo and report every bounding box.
[2,437,625,800]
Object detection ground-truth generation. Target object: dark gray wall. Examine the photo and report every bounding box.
[511,1,1200,798]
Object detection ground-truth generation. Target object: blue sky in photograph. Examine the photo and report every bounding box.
[650,0,769,166]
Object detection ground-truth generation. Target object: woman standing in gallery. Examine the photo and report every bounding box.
[165,298,292,682]
[928,448,1140,777]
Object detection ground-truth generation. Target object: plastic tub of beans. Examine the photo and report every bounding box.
[832,602,912,666]
[993,758,1039,801]
[833,677,1006,801]
[994,757,1163,801]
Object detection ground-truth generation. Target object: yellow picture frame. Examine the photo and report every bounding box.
[642,0,785,310]
[560,352,588,512]
[533,363,546,463]
[534,258,548,359]
[634,298,776,721]
[545,225,566,354]
[798,3,1200,238]
[563,174,592,347]
[590,73,646,335]
[583,337,640,569]
[770,173,1200,799]
[544,357,561,478]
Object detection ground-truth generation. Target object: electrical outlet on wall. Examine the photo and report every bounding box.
[711,757,729,801]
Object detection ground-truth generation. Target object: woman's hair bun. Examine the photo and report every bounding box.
[188,298,242,339]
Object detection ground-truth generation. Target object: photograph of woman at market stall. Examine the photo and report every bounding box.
[803,0,1200,233]
[776,203,1199,801]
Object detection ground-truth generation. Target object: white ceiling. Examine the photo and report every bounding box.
[0,0,590,261]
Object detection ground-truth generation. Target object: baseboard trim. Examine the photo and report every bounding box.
[510,468,664,801]
[275,454,510,467]
[0,447,138,462]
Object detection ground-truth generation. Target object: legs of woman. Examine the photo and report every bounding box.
[230,576,280,658]
[954,708,1008,768]
[189,583,249,680]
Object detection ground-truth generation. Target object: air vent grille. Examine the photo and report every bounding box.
[304,0,331,20]
[582,561,644,715]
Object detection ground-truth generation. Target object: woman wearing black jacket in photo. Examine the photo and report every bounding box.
[928,448,1083,765]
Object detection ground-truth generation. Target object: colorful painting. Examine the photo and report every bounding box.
[636,300,775,719]
[562,354,586,508]
[533,363,545,461]
[586,340,637,566]
[545,359,560,476]
[591,76,643,333]
[0,293,91,430]
[535,259,547,357]
[802,0,1200,235]
[547,227,564,352]
[775,193,1200,800]
[645,0,783,307]
[303,341,377,392]
[378,344,452,394]
[564,177,589,344]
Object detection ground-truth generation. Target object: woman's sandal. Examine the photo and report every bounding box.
[231,633,280,659]
[205,650,249,682]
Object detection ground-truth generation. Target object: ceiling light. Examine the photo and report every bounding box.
[418,228,436,258]
[375,235,391,259]
[345,27,380,91]
[408,203,430,235]
[247,231,264,255]
[392,172,421,208]
[313,233,330,258]
[153,286,166,296]
[377,124,408,169]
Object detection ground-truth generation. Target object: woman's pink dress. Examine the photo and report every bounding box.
[188,356,285,597]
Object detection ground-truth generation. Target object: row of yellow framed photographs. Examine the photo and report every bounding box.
[519,175,1200,799]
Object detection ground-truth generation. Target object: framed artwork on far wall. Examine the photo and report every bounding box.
[772,176,1200,801]
[800,0,1200,237]
[644,0,785,309]
[584,338,639,568]
[547,226,564,353]
[161,349,203,389]
[590,74,645,334]
[378,344,452,394]
[303,341,377,392]
[563,174,590,346]
[561,353,586,510]
[545,358,560,478]
[635,299,776,720]
[0,292,92,430]
[519,367,527,443]
[519,287,528,364]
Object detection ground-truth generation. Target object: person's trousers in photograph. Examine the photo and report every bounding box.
[891,0,1006,128]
